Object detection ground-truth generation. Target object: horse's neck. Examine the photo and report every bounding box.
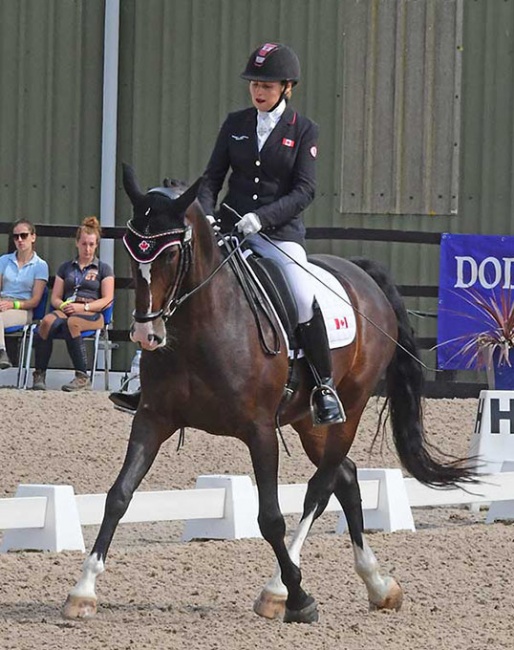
[181,227,250,321]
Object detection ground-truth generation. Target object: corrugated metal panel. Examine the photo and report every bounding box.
[115,0,345,199]
[339,0,461,217]
[459,0,514,237]
[0,0,105,264]
[0,0,105,369]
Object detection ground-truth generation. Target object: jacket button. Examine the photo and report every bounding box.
[254,177,259,183]
[255,160,261,166]
[252,194,258,200]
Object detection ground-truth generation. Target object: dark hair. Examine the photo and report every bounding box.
[11,219,36,236]
[76,215,101,244]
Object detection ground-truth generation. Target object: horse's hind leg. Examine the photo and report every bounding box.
[63,413,169,619]
[334,457,403,611]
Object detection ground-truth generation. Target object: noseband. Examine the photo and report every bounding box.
[123,219,193,323]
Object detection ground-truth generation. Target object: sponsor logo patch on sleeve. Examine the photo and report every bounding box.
[310,145,317,159]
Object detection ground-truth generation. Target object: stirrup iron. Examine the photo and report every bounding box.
[309,382,346,426]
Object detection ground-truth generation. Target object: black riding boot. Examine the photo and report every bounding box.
[64,335,88,375]
[109,390,141,414]
[298,303,345,426]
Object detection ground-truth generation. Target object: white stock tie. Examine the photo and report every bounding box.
[257,112,273,151]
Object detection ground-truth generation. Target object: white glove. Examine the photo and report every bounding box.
[205,214,220,232]
[236,212,262,236]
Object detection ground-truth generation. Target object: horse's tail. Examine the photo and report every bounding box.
[350,257,478,488]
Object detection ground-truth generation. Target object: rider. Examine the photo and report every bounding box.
[110,42,344,426]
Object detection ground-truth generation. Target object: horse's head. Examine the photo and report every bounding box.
[122,163,201,350]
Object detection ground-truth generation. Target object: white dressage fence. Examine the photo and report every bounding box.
[2,468,514,553]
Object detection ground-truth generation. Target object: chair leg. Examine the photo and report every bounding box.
[89,330,100,388]
[23,326,35,390]
[16,330,27,389]
[103,331,110,391]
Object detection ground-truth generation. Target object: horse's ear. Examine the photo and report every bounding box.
[185,198,206,221]
[122,162,144,206]
[173,177,203,215]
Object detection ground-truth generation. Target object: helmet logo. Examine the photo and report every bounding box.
[254,43,279,67]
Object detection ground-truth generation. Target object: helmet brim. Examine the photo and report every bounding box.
[240,73,299,84]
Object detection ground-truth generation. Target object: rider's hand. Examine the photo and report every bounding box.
[236,212,261,236]
[205,214,220,233]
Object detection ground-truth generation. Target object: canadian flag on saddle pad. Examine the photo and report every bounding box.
[288,264,357,359]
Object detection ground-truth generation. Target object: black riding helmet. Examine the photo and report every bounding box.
[240,42,301,85]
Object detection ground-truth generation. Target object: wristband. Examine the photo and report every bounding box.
[13,300,21,310]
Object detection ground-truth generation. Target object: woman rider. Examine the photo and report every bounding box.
[110,42,343,426]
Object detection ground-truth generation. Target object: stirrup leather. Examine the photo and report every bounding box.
[309,382,346,426]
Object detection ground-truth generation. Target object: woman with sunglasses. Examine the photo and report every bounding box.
[0,220,49,369]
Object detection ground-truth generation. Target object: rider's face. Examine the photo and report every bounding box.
[249,81,285,112]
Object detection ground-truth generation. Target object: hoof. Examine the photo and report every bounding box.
[369,579,403,612]
[253,589,287,620]
[62,594,98,619]
[284,599,319,624]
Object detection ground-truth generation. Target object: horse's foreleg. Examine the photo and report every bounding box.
[63,415,167,619]
[334,457,403,611]
[251,433,333,624]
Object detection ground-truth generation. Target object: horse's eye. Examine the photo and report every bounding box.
[163,249,176,263]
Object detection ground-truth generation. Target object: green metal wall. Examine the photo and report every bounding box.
[0,0,105,265]
[1,0,514,374]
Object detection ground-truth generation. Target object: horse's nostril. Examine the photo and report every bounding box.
[148,334,163,345]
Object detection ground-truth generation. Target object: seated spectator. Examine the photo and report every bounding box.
[33,216,114,391]
[0,219,49,369]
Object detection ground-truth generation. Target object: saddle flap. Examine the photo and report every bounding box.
[246,255,299,348]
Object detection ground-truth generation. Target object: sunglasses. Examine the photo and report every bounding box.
[13,232,31,240]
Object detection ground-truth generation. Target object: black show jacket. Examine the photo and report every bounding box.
[198,105,318,245]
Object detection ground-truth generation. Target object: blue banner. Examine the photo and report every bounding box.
[437,233,514,369]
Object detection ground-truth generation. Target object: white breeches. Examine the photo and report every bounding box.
[245,235,316,323]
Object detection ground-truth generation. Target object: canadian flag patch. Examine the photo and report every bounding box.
[282,138,295,148]
[334,317,348,329]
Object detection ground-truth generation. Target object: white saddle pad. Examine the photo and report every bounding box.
[309,263,357,349]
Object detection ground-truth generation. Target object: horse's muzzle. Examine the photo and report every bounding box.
[130,322,166,350]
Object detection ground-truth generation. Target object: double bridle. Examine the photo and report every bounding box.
[128,222,193,324]
[127,219,244,324]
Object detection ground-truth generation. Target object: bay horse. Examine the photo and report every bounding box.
[63,163,476,624]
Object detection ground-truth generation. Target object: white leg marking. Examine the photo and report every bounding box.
[68,553,105,599]
[353,537,392,604]
[263,510,315,597]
